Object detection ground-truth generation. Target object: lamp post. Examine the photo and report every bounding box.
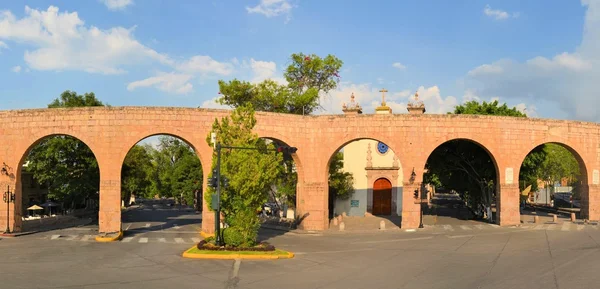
[208,141,297,246]
[3,185,14,234]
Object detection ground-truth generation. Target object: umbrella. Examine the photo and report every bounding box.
[41,201,59,207]
[27,205,43,210]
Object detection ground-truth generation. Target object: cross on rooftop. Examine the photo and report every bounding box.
[379,88,388,106]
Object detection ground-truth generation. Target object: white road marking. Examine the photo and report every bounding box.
[50,235,60,240]
[534,225,546,230]
[175,238,185,244]
[351,236,433,244]
[124,224,132,231]
[447,234,473,239]
[593,225,599,230]
[173,224,180,229]
[191,238,201,243]
[443,225,454,231]
[460,225,472,231]
[144,223,151,228]
[577,225,585,231]
[66,235,78,241]
[122,237,134,243]
[547,224,557,230]
[561,222,571,231]
[139,237,148,243]
[475,225,485,230]
[158,238,167,243]
[81,235,93,241]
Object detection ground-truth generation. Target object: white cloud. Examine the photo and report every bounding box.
[466,0,600,122]
[176,55,235,76]
[101,0,134,10]
[127,72,193,94]
[0,40,7,49]
[0,6,172,74]
[246,0,293,22]
[200,97,231,110]
[392,62,406,70]
[11,66,21,73]
[248,58,287,84]
[483,5,518,20]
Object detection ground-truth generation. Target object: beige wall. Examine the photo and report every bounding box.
[334,139,403,216]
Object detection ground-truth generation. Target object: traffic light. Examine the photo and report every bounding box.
[276,146,298,154]
[413,189,419,199]
[222,176,229,188]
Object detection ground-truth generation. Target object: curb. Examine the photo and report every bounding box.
[199,231,214,239]
[95,230,123,242]
[181,246,295,260]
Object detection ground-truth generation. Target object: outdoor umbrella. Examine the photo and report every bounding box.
[27,204,43,217]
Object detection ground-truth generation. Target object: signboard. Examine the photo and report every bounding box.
[211,193,219,210]
[350,200,359,207]
[505,168,514,184]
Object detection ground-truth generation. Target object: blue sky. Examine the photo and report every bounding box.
[0,0,597,122]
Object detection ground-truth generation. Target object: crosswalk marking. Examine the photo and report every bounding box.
[158,238,167,243]
[577,225,585,231]
[561,223,571,231]
[459,225,472,231]
[475,225,485,230]
[547,224,557,230]
[175,238,185,244]
[535,225,545,230]
[122,237,134,243]
[50,235,60,240]
[66,235,78,241]
[139,237,148,243]
[173,224,180,229]
[81,235,92,241]
[593,225,598,230]
[191,238,201,243]
[443,225,454,231]
[144,223,151,228]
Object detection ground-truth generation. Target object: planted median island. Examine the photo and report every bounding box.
[183,104,294,260]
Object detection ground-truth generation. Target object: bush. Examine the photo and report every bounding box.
[223,227,245,247]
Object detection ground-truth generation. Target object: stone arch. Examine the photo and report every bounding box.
[421,137,501,182]
[515,141,590,218]
[515,141,589,185]
[326,137,403,222]
[420,137,500,223]
[119,133,208,173]
[15,133,102,233]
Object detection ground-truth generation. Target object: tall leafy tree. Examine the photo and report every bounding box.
[26,91,105,209]
[537,143,580,202]
[205,103,284,246]
[121,145,153,206]
[217,53,342,115]
[215,53,347,210]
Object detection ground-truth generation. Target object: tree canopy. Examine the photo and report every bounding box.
[216,53,342,115]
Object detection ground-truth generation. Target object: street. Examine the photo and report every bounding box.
[2,201,600,289]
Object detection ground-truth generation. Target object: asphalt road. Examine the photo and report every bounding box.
[2,202,600,289]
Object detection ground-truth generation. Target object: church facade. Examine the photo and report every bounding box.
[333,91,426,217]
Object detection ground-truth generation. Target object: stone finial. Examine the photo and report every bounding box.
[342,93,362,114]
[375,88,392,114]
[407,90,426,114]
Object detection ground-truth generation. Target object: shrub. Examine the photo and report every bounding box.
[223,227,245,247]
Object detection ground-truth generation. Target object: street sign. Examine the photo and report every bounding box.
[210,193,219,210]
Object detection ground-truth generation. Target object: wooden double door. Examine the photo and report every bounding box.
[372,178,392,215]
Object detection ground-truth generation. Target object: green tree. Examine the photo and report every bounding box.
[121,145,153,206]
[328,152,354,200]
[26,90,105,210]
[217,53,342,115]
[170,153,203,206]
[450,100,526,117]
[538,143,581,202]
[205,103,284,247]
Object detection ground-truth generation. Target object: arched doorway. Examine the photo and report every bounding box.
[372,178,392,215]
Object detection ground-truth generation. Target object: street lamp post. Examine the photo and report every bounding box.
[208,141,297,246]
[3,185,14,234]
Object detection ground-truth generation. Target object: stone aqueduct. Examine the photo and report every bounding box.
[0,106,599,234]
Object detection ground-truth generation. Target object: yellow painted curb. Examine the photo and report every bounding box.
[199,231,214,239]
[181,246,295,260]
[95,231,123,242]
